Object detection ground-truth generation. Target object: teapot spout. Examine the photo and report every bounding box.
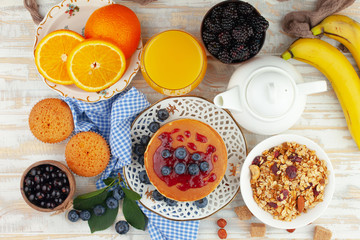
[214,86,243,112]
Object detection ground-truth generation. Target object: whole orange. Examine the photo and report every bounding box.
[85,4,141,59]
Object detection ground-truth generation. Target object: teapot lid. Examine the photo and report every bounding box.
[246,67,295,119]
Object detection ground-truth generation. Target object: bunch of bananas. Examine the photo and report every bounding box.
[281,15,360,149]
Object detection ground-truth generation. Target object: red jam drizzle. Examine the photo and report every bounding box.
[187,142,197,151]
[184,131,191,138]
[176,135,184,142]
[153,129,217,191]
[213,155,218,162]
[196,133,207,143]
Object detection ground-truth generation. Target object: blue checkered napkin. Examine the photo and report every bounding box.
[62,87,150,186]
[63,87,200,240]
[140,207,199,240]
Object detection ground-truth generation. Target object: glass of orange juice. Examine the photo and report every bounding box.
[141,30,207,96]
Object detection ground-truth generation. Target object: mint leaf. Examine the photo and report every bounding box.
[123,197,147,230]
[88,204,119,233]
[73,189,108,210]
[103,177,116,186]
[121,187,141,201]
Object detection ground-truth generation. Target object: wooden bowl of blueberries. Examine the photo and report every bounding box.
[201,0,269,64]
[20,160,76,212]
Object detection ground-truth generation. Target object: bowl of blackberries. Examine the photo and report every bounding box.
[20,160,75,212]
[201,0,269,64]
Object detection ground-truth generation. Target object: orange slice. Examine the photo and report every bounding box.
[35,30,84,85]
[66,40,126,92]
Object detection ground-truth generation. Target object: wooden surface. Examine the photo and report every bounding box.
[1,0,360,239]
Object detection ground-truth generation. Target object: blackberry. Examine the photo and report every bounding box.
[237,2,255,15]
[202,31,216,44]
[217,50,232,64]
[207,41,221,56]
[221,17,235,31]
[250,15,269,33]
[222,3,238,19]
[203,17,222,33]
[218,31,232,46]
[253,30,265,40]
[230,47,246,61]
[210,6,223,20]
[230,44,250,62]
[232,24,253,43]
[248,39,262,55]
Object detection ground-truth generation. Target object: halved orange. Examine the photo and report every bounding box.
[35,30,84,85]
[66,40,126,92]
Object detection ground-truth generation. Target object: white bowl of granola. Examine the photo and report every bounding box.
[240,134,335,229]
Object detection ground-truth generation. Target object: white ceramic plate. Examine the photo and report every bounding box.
[240,134,335,229]
[34,0,142,102]
[124,96,247,221]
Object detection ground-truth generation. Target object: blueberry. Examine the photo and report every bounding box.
[152,190,165,201]
[161,149,172,159]
[138,155,144,165]
[164,198,178,206]
[106,197,118,209]
[139,170,151,184]
[61,186,70,195]
[28,194,35,202]
[68,210,79,222]
[174,147,187,159]
[113,187,125,200]
[133,144,146,156]
[140,135,151,145]
[24,177,35,187]
[188,163,200,176]
[93,204,106,216]
[161,166,172,176]
[174,163,186,175]
[157,109,169,121]
[29,168,37,176]
[45,165,54,173]
[54,198,63,205]
[191,153,201,161]
[194,197,208,208]
[199,161,210,172]
[148,122,160,133]
[115,220,130,235]
[79,210,91,221]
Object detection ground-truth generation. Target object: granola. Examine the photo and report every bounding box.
[249,142,329,221]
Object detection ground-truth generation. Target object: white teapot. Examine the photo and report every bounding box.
[213,56,327,135]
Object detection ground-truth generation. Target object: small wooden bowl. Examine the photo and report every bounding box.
[20,160,76,212]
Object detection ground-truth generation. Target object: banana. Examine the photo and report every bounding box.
[311,14,360,69]
[281,38,360,149]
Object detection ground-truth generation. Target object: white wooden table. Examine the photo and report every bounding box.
[1,0,360,239]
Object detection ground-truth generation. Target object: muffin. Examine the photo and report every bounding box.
[65,132,110,177]
[144,119,228,202]
[29,98,74,143]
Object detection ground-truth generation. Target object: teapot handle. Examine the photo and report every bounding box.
[297,81,328,95]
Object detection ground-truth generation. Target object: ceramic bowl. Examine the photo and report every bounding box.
[200,0,266,64]
[20,160,76,212]
[240,134,335,229]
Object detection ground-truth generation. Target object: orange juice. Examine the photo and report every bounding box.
[141,30,207,96]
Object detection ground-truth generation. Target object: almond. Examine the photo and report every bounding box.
[297,196,305,213]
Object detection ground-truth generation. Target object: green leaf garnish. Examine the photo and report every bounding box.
[121,186,141,200]
[123,196,148,230]
[73,189,108,210]
[103,177,117,186]
[88,205,119,233]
